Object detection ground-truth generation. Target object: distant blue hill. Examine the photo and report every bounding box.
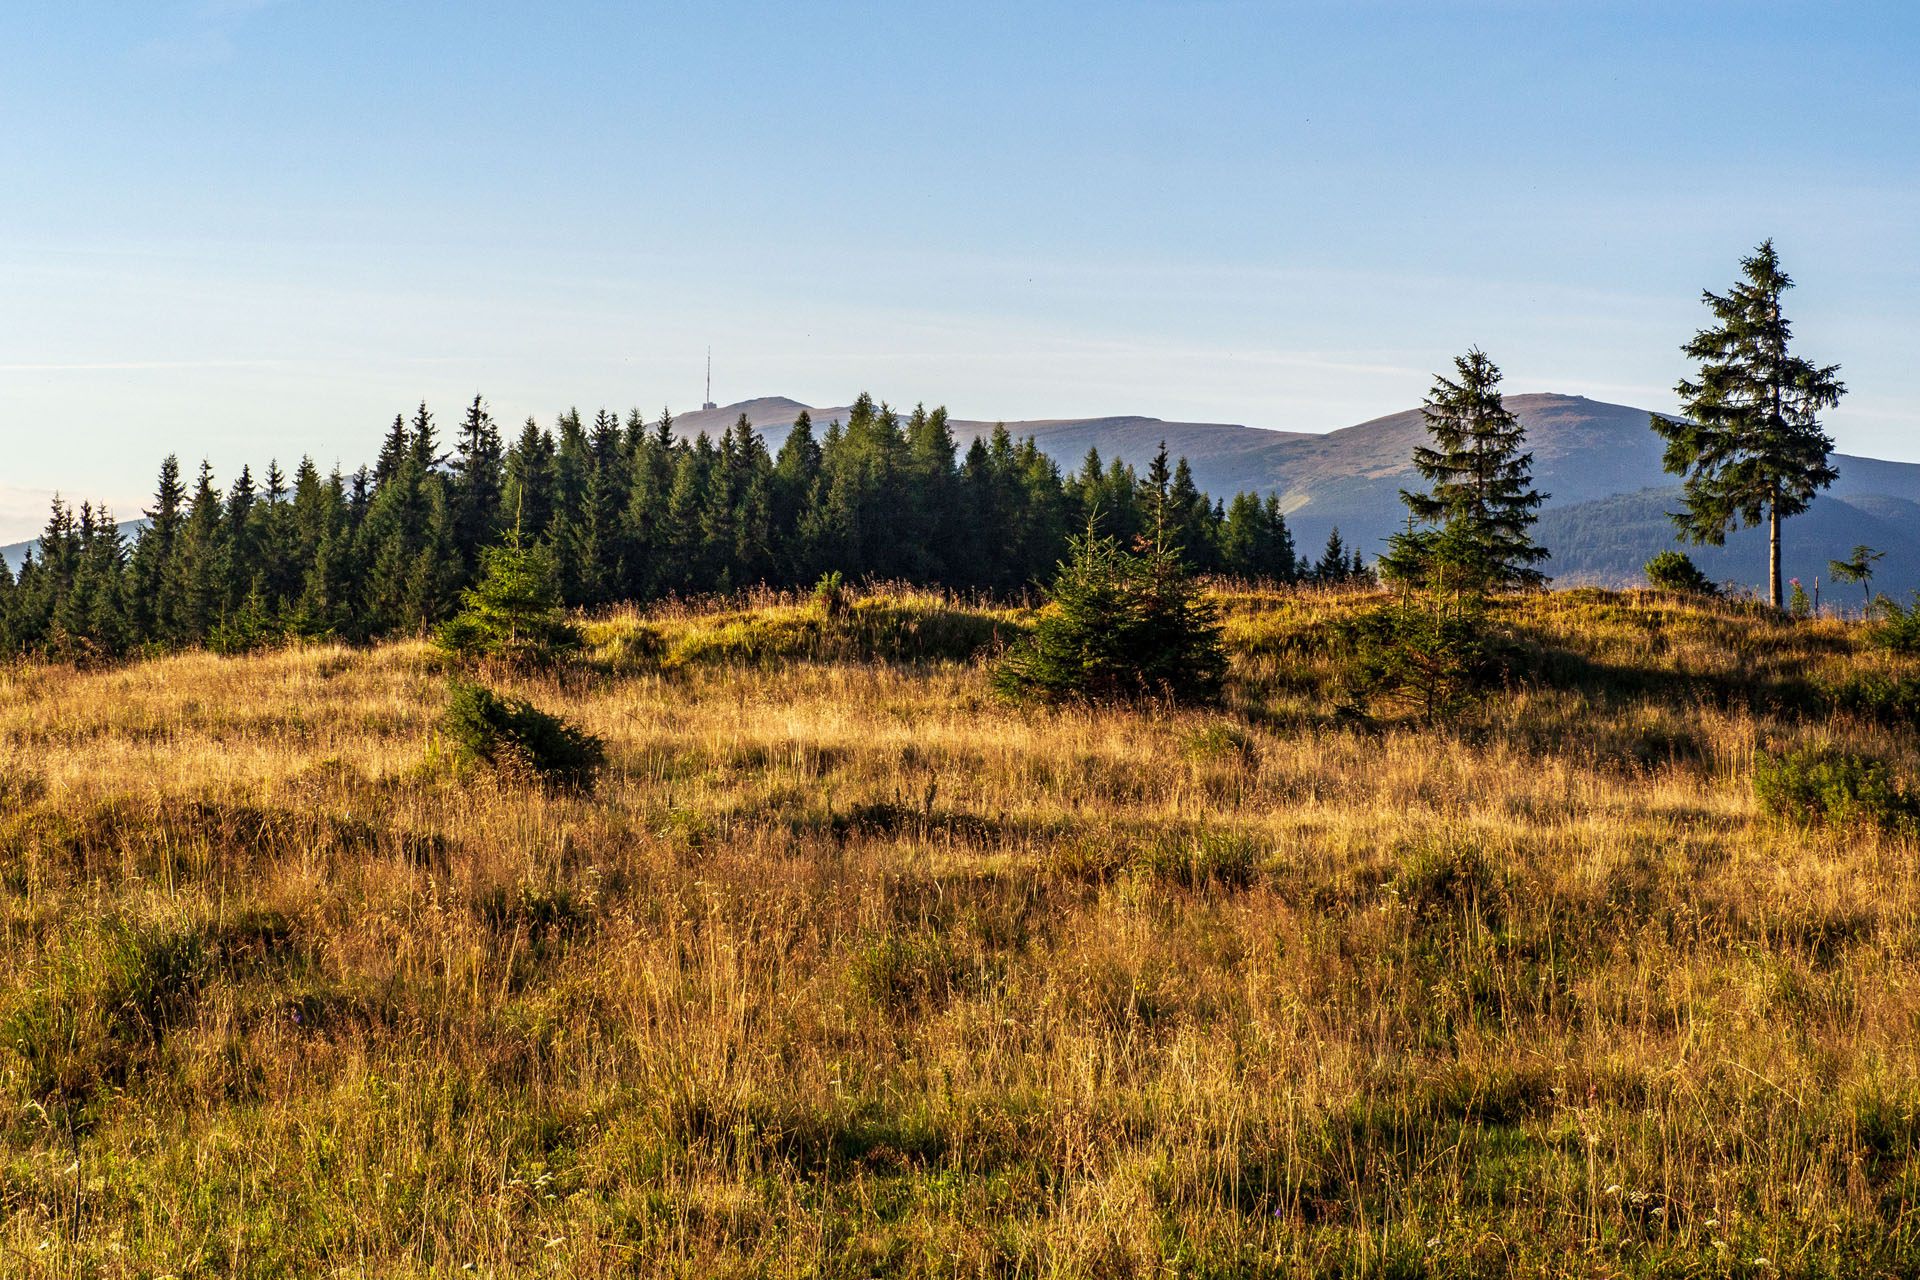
[1535,487,1920,600]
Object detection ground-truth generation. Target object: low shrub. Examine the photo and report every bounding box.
[1868,595,1920,655]
[657,600,1013,669]
[1394,841,1511,923]
[474,882,593,938]
[1184,722,1256,764]
[1824,672,1920,730]
[813,571,849,619]
[1595,716,1709,773]
[1754,745,1920,834]
[0,764,47,811]
[441,678,605,787]
[1789,577,1813,620]
[1049,836,1132,884]
[594,623,667,672]
[1643,551,1719,596]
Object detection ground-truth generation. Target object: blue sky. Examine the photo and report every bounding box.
[2,0,1916,538]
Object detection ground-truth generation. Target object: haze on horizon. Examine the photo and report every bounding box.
[2,0,1916,542]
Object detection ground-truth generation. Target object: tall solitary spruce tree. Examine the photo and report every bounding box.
[1654,240,1845,611]
[1389,349,1548,591]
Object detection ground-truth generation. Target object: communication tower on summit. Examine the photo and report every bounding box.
[702,348,717,411]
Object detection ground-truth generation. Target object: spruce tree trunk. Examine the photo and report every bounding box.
[1769,500,1782,611]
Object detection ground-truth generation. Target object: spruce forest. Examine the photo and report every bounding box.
[0,393,1322,658]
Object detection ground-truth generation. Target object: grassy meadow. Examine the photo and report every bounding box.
[2,585,1919,1277]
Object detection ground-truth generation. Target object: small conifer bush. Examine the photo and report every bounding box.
[812,571,849,619]
[1339,594,1496,725]
[992,530,1226,704]
[207,588,276,655]
[1346,520,1502,724]
[436,538,580,664]
[442,678,604,787]
[1643,550,1719,596]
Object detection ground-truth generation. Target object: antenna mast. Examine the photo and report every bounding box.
[703,347,716,410]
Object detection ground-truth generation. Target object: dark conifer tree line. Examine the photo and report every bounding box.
[0,392,1316,658]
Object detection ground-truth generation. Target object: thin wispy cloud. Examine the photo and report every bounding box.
[134,29,238,70]
[0,486,56,531]
[0,485,147,546]
[195,0,285,17]
[0,359,288,373]
[132,0,288,69]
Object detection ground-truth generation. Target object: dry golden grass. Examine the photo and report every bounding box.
[1,585,1918,1277]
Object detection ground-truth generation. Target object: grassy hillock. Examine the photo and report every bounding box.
[3,586,1919,1277]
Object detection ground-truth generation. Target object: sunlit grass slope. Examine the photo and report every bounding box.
[2,585,1918,1277]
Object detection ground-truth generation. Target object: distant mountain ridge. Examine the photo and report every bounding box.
[685,393,1920,597]
[666,397,1314,465]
